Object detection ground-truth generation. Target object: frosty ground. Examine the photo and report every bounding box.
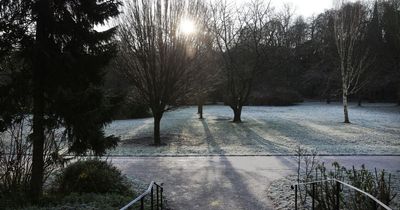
[105,102,400,156]
[111,156,400,210]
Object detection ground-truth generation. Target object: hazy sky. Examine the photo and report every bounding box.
[268,0,334,17]
[227,0,362,17]
[95,0,344,32]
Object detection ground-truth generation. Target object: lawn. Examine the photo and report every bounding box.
[105,102,400,156]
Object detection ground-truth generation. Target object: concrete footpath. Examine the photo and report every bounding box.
[110,156,400,210]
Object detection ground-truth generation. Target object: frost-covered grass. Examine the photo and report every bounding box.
[105,102,400,155]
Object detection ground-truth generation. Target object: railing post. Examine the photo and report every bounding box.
[336,181,340,210]
[294,185,298,210]
[312,183,315,210]
[161,186,163,210]
[151,185,154,210]
[141,197,144,210]
[156,185,159,210]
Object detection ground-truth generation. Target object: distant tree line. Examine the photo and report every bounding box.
[110,0,399,125]
[207,0,399,107]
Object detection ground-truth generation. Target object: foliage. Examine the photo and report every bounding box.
[53,159,132,196]
[1,159,149,210]
[1,0,122,200]
[115,101,151,120]
[295,147,397,209]
[103,64,151,119]
[18,193,132,210]
[249,89,303,106]
[0,115,67,209]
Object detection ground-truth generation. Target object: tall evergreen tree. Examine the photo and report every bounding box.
[367,2,382,48]
[357,1,382,105]
[0,1,33,131]
[381,0,400,104]
[1,0,121,201]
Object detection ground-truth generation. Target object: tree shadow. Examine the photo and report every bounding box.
[201,119,224,154]
[197,119,293,209]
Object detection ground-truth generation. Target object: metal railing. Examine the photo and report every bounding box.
[120,181,164,210]
[291,178,392,210]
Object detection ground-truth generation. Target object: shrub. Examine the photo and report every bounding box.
[249,89,303,106]
[0,115,66,209]
[114,101,151,119]
[21,193,133,210]
[54,159,132,195]
[295,147,397,209]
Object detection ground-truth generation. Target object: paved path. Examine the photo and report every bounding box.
[111,156,400,210]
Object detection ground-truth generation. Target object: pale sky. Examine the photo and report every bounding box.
[225,0,362,17]
[96,0,358,32]
[268,0,334,17]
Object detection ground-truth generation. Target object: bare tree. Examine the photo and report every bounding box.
[192,42,221,120]
[276,3,296,48]
[334,1,372,123]
[117,0,206,145]
[0,115,68,197]
[210,0,270,122]
[190,15,221,119]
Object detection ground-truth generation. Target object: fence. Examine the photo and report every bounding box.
[291,178,392,210]
[120,181,164,210]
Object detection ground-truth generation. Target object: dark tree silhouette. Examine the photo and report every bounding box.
[117,0,206,145]
[191,30,221,119]
[1,0,121,201]
[381,0,400,105]
[210,0,270,122]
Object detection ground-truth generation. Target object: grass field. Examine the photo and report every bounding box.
[105,102,400,156]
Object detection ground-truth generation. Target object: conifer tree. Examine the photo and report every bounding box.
[1,0,121,200]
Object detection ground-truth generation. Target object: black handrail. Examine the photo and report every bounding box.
[291,178,392,210]
[120,181,164,210]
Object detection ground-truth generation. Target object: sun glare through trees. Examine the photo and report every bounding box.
[179,18,197,35]
[1,0,399,209]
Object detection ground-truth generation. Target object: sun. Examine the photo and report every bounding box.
[179,18,196,35]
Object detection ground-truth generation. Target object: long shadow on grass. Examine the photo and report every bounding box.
[248,118,341,154]
[198,119,274,209]
[201,119,224,154]
[204,117,295,154]
[238,122,293,154]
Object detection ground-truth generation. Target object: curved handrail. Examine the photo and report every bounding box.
[291,178,392,210]
[120,181,155,210]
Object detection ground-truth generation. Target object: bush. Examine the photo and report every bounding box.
[295,147,397,210]
[21,193,133,210]
[249,89,303,106]
[0,115,66,209]
[54,159,132,195]
[114,100,151,119]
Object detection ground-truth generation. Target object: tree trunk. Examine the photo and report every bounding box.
[343,91,350,123]
[30,0,47,202]
[397,86,400,106]
[30,88,45,202]
[232,106,242,122]
[198,103,203,119]
[153,115,161,145]
[326,97,331,104]
[326,88,331,104]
